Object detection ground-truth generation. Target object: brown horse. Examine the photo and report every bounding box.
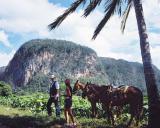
[83,82,143,127]
[73,80,100,117]
[73,80,114,118]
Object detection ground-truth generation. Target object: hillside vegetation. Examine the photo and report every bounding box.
[0,92,148,128]
[0,39,160,93]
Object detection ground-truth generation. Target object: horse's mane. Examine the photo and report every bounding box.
[86,83,100,88]
[86,83,105,94]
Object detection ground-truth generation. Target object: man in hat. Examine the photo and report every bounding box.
[47,74,61,118]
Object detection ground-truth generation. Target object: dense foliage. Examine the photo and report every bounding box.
[0,93,91,116]
[0,92,148,118]
[0,81,12,96]
[100,57,160,93]
[15,39,96,61]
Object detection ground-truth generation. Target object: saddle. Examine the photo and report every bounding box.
[108,86,129,102]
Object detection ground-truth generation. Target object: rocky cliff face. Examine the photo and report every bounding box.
[0,66,5,76]
[0,39,160,92]
[0,39,108,88]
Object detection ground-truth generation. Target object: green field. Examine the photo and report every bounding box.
[0,93,148,128]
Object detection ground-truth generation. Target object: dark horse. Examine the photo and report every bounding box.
[83,82,143,127]
[73,80,113,118]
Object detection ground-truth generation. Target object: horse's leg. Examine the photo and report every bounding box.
[135,112,140,126]
[105,104,114,126]
[116,106,122,118]
[126,105,134,127]
[90,102,94,117]
[135,105,142,126]
[135,97,143,126]
[95,103,98,118]
[101,103,115,126]
[91,101,96,118]
[102,103,110,124]
[109,105,115,127]
[127,114,133,128]
[93,102,97,117]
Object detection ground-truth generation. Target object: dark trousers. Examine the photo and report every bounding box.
[47,97,61,117]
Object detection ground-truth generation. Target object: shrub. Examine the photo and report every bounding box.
[0,81,12,96]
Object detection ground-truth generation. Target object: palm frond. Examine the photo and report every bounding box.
[82,0,87,6]
[121,0,132,33]
[116,0,132,17]
[48,0,86,30]
[116,0,122,16]
[92,0,118,39]
[104,0,113,8]
[83,0,102,17]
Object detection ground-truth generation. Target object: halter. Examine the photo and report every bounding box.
[73,80,86,93]
[82,82,101,99]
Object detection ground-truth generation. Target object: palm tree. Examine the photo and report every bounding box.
[48,0,160,127]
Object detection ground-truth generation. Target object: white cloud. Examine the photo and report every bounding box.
[151,46,160,69]
[0,50,15,67]
[0,0,63,34]
[0,30,11,47]
[0,0,159,69]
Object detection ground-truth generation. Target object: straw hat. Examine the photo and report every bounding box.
[50,74,56,79]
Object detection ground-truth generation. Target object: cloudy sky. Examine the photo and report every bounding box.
[0,0,160,69]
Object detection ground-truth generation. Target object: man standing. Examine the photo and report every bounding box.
[47,74,61,118]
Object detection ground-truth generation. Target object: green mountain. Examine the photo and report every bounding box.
[0,39,159,93]
[100,57,160,92]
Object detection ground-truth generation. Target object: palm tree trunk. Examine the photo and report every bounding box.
[133,0,160,127]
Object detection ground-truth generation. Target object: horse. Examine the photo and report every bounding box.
[73,80,100,117]
[73,80,116,118]
[82,82,121,123]
[83,82,143,127]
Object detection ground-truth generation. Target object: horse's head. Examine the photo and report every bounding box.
[73,80,81,94]
[106,84,114,92]
[82,82,90,98]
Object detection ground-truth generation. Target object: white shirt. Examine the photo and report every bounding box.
[50,81,60,97]
[54,81,60,90]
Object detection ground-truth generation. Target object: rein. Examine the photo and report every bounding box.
[73,81,86,94]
